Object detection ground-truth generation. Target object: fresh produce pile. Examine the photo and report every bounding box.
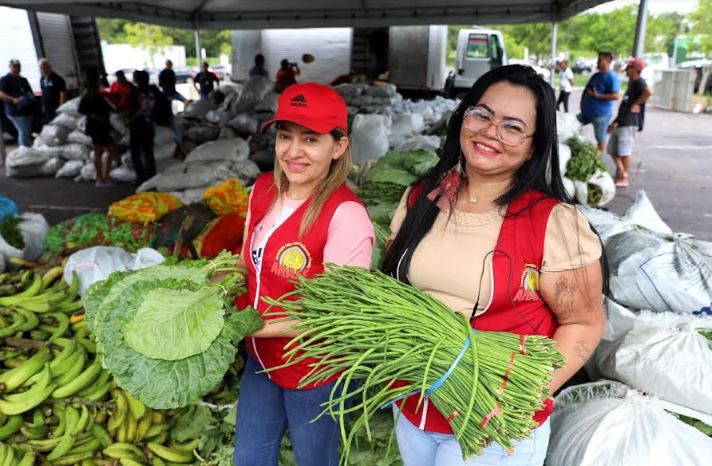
[269,266,565,462]
[0,217,24,251]
[0,258,255,465]
[565,137,608,182]
[83,251,262,409]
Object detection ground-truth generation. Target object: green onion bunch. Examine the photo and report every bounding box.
[267,266,565,462]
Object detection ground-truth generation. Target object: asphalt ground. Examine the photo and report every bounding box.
[1,89,711,240]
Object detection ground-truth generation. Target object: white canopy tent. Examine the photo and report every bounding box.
[0,0,613,29]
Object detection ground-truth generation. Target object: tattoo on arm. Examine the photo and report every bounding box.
[554,276,578,321]
[573,340,592,364]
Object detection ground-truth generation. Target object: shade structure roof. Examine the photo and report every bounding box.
[0,0,613,29]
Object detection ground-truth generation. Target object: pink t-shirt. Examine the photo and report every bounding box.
[249,194,374,269]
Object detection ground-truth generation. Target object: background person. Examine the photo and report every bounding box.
[109,70,134,111]
[556,59,574,113]
[0,59,35,146]
[38,58,67,122]
[383,65,606,466]
[159,59,186,103]
[193,62,219,100]
[78,67,118,187]
[274,59,300,93]
[607,57,653,187]
[249,53,269,78]
[233,82,374,466]
[578,52,620,153]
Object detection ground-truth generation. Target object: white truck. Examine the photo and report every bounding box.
[444,28,507,97]
[231,26,506,96]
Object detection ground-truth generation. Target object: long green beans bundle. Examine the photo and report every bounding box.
[266,266,565,462]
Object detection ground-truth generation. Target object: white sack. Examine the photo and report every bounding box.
[351,114,391,164]
[595,311,712,414]
[0,213,50,262]
[61,143,92,161]
[556,111,581,142]
[51,112,78,131]
[185,138,249,165]
[57,97,81,117]
[55,160,84,178]
[610,235,712,314]
[109,113,127,135]
[63,246,164,296]
[38,157,64,177]
[548,381,712,466]
[227,113,260,134]
[38,125,70,147]
[110,166,138,183]
[5,146,50,177]
[67,130,93,147]
[573,170,616,207]
[395,135,441,153]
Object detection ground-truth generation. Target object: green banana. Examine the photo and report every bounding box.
[40,312,69,341]
[171,438,201,452]
[0,364,55,415]
[47,404,80,461]
[125,391,146,420]
[16,448,36,466]
[49,339,79,377]
[108,389,128,431]
[54,347,87,387]
[52,403,67,437]
[0,443,15,466]
[57,299,84,314]
[0,414,22,440]
[51,451,94,465]
[103,442,147,461]
[81,459,98,466]
[77,337,97,353]
[80,379,112,402]
[0,349,23,362]
[20,423,49,439]
[146,443,195,463]
[29,330,51,340]
[15,308,39,332]
[71,404,91,435]
[41,265,65,290]
[2,356,28,369]
[68,436,102,454]
[78,369,111,398]
[119,458,146,466]
[135,408,153,442]
[90,423,113,448]
[53,356,102,399]
[12,272,43,299]
[0,348,51,392]
[150,457,166,466]
[144,422,170,439]
[0,310,26,337]
[27,435,64,451]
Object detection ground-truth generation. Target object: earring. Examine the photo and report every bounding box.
[427,152,465,210]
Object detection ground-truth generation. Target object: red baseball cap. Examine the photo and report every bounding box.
[261,82,348,134]
[625,57,646,72]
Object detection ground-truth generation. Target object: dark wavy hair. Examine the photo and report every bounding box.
[383,65,587,280]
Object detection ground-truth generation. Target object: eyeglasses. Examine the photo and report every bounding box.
[462,106,533,147]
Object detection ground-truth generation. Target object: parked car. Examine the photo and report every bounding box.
[174,66,192,84]
[572,58,595,74]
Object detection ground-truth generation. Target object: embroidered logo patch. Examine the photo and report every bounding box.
[513,263,542,302]
[271,242,312,279]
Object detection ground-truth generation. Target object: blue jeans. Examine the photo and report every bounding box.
[395,408,551,466]
[234,355,343,466]
[164,91,186,103]
[576,113,610,145]
[7,114,33,147]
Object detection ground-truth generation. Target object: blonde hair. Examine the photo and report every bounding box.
[273,128,352,237]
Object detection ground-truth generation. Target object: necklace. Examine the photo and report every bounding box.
[468,196,478,204]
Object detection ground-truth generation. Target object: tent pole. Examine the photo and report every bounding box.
[194,29,202,63]
[633,0,649,57]
[550,21,558,86]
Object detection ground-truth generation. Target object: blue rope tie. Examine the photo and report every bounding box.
[381,332,474,409]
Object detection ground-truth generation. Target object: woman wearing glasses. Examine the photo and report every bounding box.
[383,65,606,466]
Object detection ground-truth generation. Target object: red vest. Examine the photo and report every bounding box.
[237,173,363,389]
[395,188,560,433]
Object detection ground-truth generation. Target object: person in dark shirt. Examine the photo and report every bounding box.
[78,67,118,187]
[159,59,186,103]
[274,59,299,93]
[249,54,268,78]
[577,52,621,153]
[127,70,170,184]
[38,58,67,122]
[0,59,35,146]
[607,57,653,187]
[193,62,219,100]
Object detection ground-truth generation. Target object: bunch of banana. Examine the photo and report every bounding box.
[0,267,81,314]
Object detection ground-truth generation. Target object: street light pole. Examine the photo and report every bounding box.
[633,0,649,58]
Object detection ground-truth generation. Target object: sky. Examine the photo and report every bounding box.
[590,0,699,14]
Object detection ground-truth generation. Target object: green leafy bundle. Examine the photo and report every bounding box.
[358,150,439,206]
[566,137,608,181]
[0,216,24,250]
[269,266,565,463]
[83,251,263,409]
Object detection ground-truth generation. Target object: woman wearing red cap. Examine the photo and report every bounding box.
[234,82,375,466]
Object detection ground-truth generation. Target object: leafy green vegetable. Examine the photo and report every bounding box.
[171,403,214,442]
[587,184,604,206]
[123,286,226,360]
[83,252,263,408]
[566,137,608,181]
[0,216,24,250]
[677,414,712,437]
[358,150,439,206]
